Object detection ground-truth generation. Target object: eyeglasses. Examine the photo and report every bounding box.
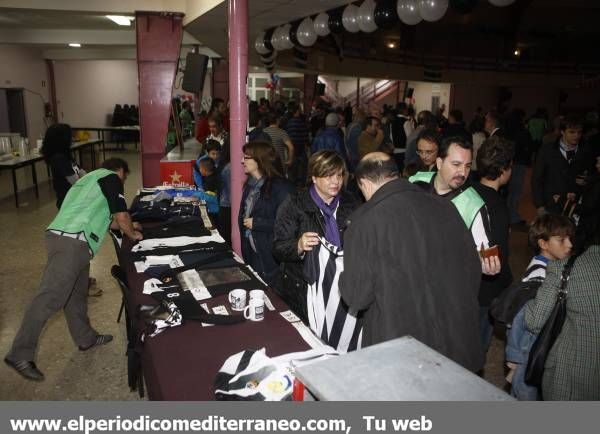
[416,149,436,156]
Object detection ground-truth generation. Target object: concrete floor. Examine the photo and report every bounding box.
[0,147,536,400]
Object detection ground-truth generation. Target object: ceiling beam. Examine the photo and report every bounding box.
[0,0,186,14]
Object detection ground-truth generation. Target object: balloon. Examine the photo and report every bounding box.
[342,4,360,33]
[328,8,344,34]
[314,12,330,37]
[280,23,294,50]
[297,17,318,47]
[418,0,449,22]
[263,28,275,51]
[260,51,277,64]
[488,0,515,6]
[358,0,378,33]
[397,0,422,25]
[374,0,399,30]
[289,21,300,46]
[450,0,479,14]
[270,26,283,51]
[254,32,270,54]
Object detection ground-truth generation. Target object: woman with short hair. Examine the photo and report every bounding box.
[273,151,359,335]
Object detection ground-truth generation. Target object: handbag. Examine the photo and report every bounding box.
[490,278,543,325]
[524,254,578,389]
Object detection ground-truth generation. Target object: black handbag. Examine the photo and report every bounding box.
[490,278,543,325]
[524,254,578,389]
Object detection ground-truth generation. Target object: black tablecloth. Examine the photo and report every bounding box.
[120,228,311,400]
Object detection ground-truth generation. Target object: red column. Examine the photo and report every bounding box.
[228,0,248,255]
[211,58,230,102]
[303,74,318,114]
[136,12,183,187]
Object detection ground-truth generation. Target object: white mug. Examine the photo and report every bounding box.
[249,289,264,301]
[228,289,247,311]
[244,297,265,321]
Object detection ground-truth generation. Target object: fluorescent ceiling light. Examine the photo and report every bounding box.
[106,15,134,26]
[68,43,81,48]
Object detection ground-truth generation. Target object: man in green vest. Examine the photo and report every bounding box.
[409,136,501,276]
[4,158,142,381]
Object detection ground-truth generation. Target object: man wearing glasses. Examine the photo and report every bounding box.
[415,128,441,172]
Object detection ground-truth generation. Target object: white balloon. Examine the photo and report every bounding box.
[418,0,448,22]
[254,32,270,54]
[342,4,360,33]
[314,12,330,37]
[488,0,516,6]
[271,26,283,51]
[358,0,378,33]
[397,0,422,26]
[280,23,294,50]
[297,17,318,47]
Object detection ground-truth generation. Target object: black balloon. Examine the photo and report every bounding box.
[450,0,479,14]
[374,0,398,30]
[264,28,275,51]
[289,21,301,46]
[328,8,344,34]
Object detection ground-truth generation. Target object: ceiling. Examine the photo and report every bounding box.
[184,0,600,74]
[1,1,600,75]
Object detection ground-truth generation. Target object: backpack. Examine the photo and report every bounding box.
[490,279,543,325]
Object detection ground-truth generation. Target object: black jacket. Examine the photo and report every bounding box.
[339,178,484,372]
[273,188,359,321]
[532,140,593,210]
[238,177,294,286]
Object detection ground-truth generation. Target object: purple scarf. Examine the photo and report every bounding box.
[310,184,341,248]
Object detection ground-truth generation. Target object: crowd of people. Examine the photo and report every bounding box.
[191,98,599,400]
[5,96,599,402]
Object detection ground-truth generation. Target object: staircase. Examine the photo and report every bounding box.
[344,80,406,108]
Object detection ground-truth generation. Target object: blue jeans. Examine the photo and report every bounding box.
[506,307,539,400]
[479,306,494,353]
[507,164,527,224]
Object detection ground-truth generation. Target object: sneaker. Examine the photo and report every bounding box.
[78,334,113,351]
[4,358,44,381]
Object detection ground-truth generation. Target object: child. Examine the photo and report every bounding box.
[505,214,573,400]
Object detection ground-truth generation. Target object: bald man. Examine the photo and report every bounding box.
[339,152,484,372]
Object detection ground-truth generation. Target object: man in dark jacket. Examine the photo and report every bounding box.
[532,115,593,215]
[339,152,484,372]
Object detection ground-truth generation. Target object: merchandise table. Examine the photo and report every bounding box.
[0,139,101,207]
[119,224,315,400]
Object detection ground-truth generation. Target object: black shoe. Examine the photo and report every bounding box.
[4,358,45,381]
[78,334,113,351]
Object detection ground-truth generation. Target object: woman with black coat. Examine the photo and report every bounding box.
[239,141,294,286]
[273,150,359,322]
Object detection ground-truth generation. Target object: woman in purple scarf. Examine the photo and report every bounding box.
[273,151,359,322]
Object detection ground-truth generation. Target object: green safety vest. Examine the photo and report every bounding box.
[409,171,484,229]
[47,168,117,257]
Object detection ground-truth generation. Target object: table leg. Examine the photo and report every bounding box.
[32,162,39,198]
[12,168,19,207]
[101,131,106,161]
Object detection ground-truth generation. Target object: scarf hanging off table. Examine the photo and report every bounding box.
[309,184,341,248]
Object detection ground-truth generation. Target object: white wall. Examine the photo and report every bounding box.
[53,60,139,127]
[408,81,451,114]
[0,44,50,200]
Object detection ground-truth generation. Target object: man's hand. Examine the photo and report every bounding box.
[133,222,143,231]
[243,218,253,229]
[297,232,320,256]
[481,255,501,275]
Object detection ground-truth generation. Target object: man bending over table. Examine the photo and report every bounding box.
[4,158,142,382]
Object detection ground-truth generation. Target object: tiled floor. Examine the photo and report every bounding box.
[0,147,536,400]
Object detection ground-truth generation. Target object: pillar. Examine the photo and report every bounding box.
[303,74,318,114]
[228,0,248,255]
[136,12,183,187]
